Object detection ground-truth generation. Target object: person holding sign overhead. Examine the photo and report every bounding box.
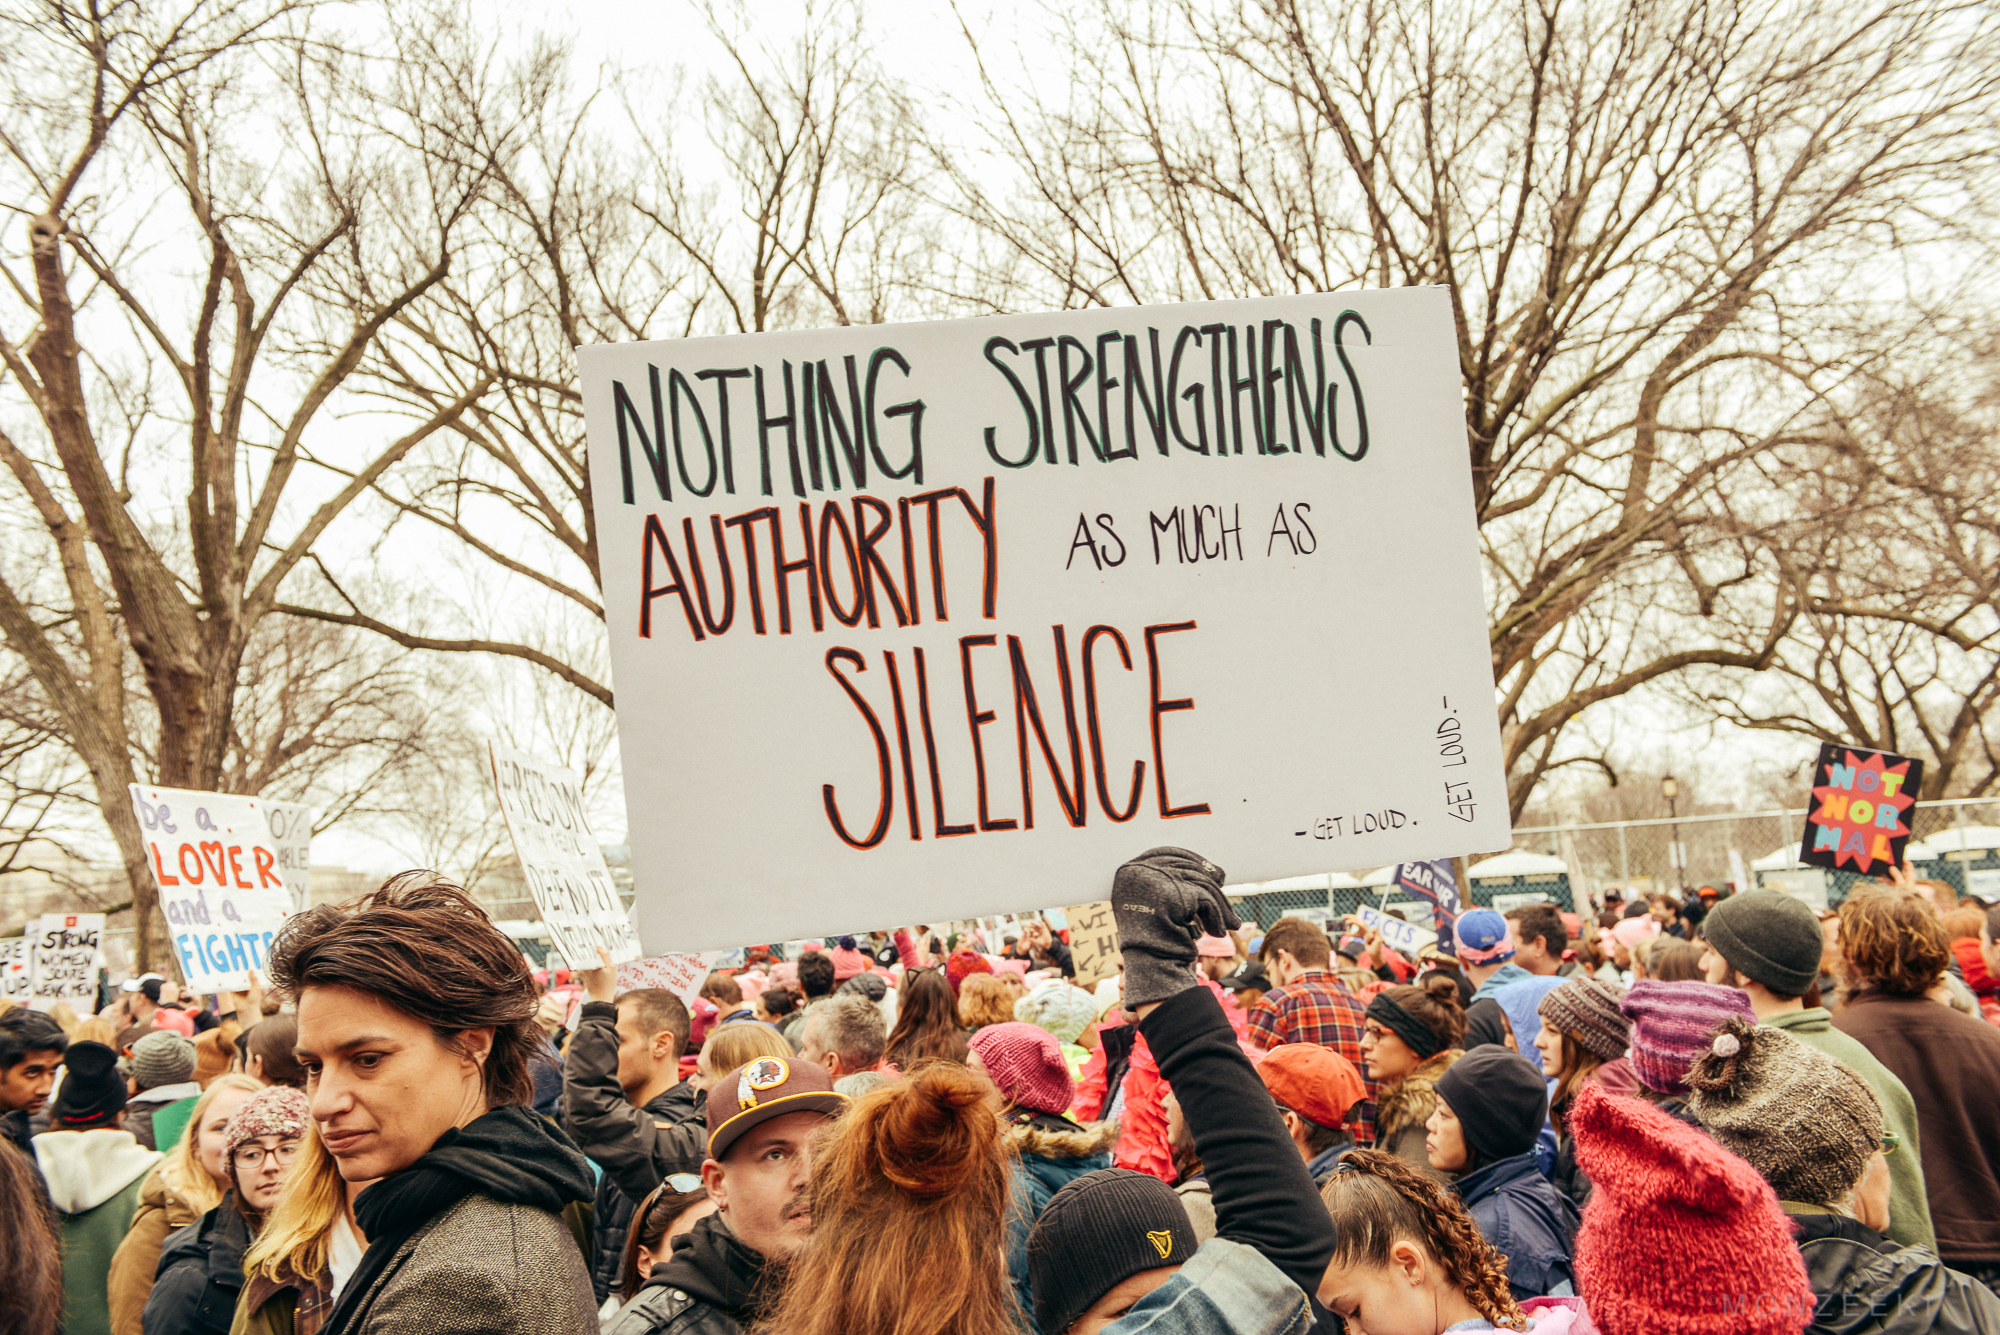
[272,874,598,1335]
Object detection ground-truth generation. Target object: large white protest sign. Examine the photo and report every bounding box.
[262,800,316,914]
[489,743,643,969]
[28,913,104,1010]
[581,288,1510,952]
[1,936,34,1002]
[130,785,290,993]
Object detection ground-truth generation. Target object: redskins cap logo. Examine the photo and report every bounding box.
[737,1057,790,1110]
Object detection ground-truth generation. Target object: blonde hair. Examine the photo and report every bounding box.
[244,1127,346,1285]
[47,1004,79,1036]
[69,1018,117,1047]
[159,1074,262,1213]
[702,1023,794,1079]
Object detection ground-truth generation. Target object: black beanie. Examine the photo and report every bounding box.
[1028,1168,1198,1335]
[1433,1047,1547,1165]
[51,1040,127,1127]
[1701,891,1822,997]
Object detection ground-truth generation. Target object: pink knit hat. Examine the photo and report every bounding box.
[1570,1085,1814,1335]
[1618,980,1757,1097]
[969,1021,1074,1115]
[1195,934,1237,958]
[224,1085,312,1161]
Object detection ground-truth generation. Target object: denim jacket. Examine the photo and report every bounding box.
[1105,1238,1309,1335]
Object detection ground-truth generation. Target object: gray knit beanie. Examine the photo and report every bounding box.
[1685,1017,1882,1206]
[1536,977,1631,1061]
[130,1029,196,1090]
[1701,891,1822,996]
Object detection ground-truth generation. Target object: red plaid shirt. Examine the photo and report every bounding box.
[1247,969,1379,1145]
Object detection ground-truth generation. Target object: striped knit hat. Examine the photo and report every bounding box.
[1537,977,1631,1061]
[1618,980,1756,1096]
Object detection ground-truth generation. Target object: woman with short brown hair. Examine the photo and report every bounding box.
[271,873,596,1335]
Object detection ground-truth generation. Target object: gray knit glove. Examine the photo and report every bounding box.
[1110,847,1239,1007]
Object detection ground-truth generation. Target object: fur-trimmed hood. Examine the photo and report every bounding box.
[1004,1118,1121,1163]
[1376,1050,1461,1146]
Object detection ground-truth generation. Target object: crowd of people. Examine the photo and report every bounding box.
[4,853,2000,1335]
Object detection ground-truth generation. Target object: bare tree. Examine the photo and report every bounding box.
[0,0,495,968]
[280,0,937,705]
[930,0,1999,815]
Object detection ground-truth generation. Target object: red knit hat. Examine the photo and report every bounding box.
[970,1021,1074,1115]
[1570,1084,1814,1335]
[944,948,994,996]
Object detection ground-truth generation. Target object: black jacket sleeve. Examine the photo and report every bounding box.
[1140,985,1336,1297]
[561,1001,708,1202]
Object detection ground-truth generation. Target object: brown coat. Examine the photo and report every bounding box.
[1374,1050,1459,1179]
[107,1163,203,1335]
[1833,990,2000,1266]
[331,1191,595,1334]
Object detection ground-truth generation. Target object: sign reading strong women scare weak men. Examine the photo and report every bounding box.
[488,743,644,969]
[28,913,104,1009]
[581,288,1511,953]
[130,785,290,993]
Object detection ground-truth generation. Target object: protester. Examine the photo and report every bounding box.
[239,1015,308,1089]
[753,985,797,1028]
[236,1126,376,1335]
[1458,909,1527,998]
[959,972,1019,1029]
[1219,958,1269,1015]
[1685,1018,2000,1333]
[1697,885,1935,1250]
[1427,1047,1578,1303]
[273,874,598,1334]
[795,951,837,1011]
[1566,1084,1815,1334]
[1502,905,1568,977]
[1,1123,63,1335]
[108,1073,260,1335]
[124,1031,200,1151]
[1831,887,2000,1289]
[564,954,702,1308]
[615,1178,716,1305]
[1022,918,1075,979]
[1362,976,1466,1173]
[694,1023,795,1093]
[1025,847,1336,1335]
[884,967,971,1069]
[1257,1041,1368,1182]
[1318,1149,1559,1332]
[969,1021,1117,1328]
[1,1006,67,1166]
[701,974,755,1027]
[1534,977,1637,1207]
[37,1039,161,1335]
[142,1085,310,1335]
[826,936,871,984]
[795,994,889,1078]
[1162,1086,1215,1243]
[1250,916,1375,1142]
[1613,980,1752,1117]
[604,1058,845,1335]
[1014,978,1100,1071]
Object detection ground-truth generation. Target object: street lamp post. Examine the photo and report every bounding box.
[1662,773,1686,895]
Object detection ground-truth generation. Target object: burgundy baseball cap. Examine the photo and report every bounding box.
[705,1055,846,1160]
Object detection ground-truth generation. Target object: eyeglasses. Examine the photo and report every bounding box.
[1881,1133,1900,1156]
[234,1142,301,1168]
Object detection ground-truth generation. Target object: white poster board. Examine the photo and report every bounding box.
[489,743,643,969]
[129,785,290,993]
[28,913,104,1010]
[617,952,720,1009]
[1356,905,1427,956]
[581,288,1510,952]
[2,935,35,1003]
[1965,867,2000,902]
[262,800,316,914]
[1764,869,1830,913]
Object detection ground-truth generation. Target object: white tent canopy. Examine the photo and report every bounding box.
[1468,851,1566,881]
[1225,870,1362,897]
[1910,826,2000,858]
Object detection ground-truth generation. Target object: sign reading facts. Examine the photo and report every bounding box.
[129,785,290,993]
[581,288,1510,952]
[1799,744,1923,876]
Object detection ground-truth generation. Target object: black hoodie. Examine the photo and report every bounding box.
[603,1212,772,1335]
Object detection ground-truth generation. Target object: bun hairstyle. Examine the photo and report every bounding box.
[1383,975,1467,1050]
[761,1063,1019,1335]
[1320,1149,1525,1331]
[268,872,542,1107]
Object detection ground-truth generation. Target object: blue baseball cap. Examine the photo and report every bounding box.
[1454,908,1515,964]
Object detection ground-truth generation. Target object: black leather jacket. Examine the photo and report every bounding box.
[602,1213,769,1335]
[1794,1210,2000,1335]
[585,1078,705,1303]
